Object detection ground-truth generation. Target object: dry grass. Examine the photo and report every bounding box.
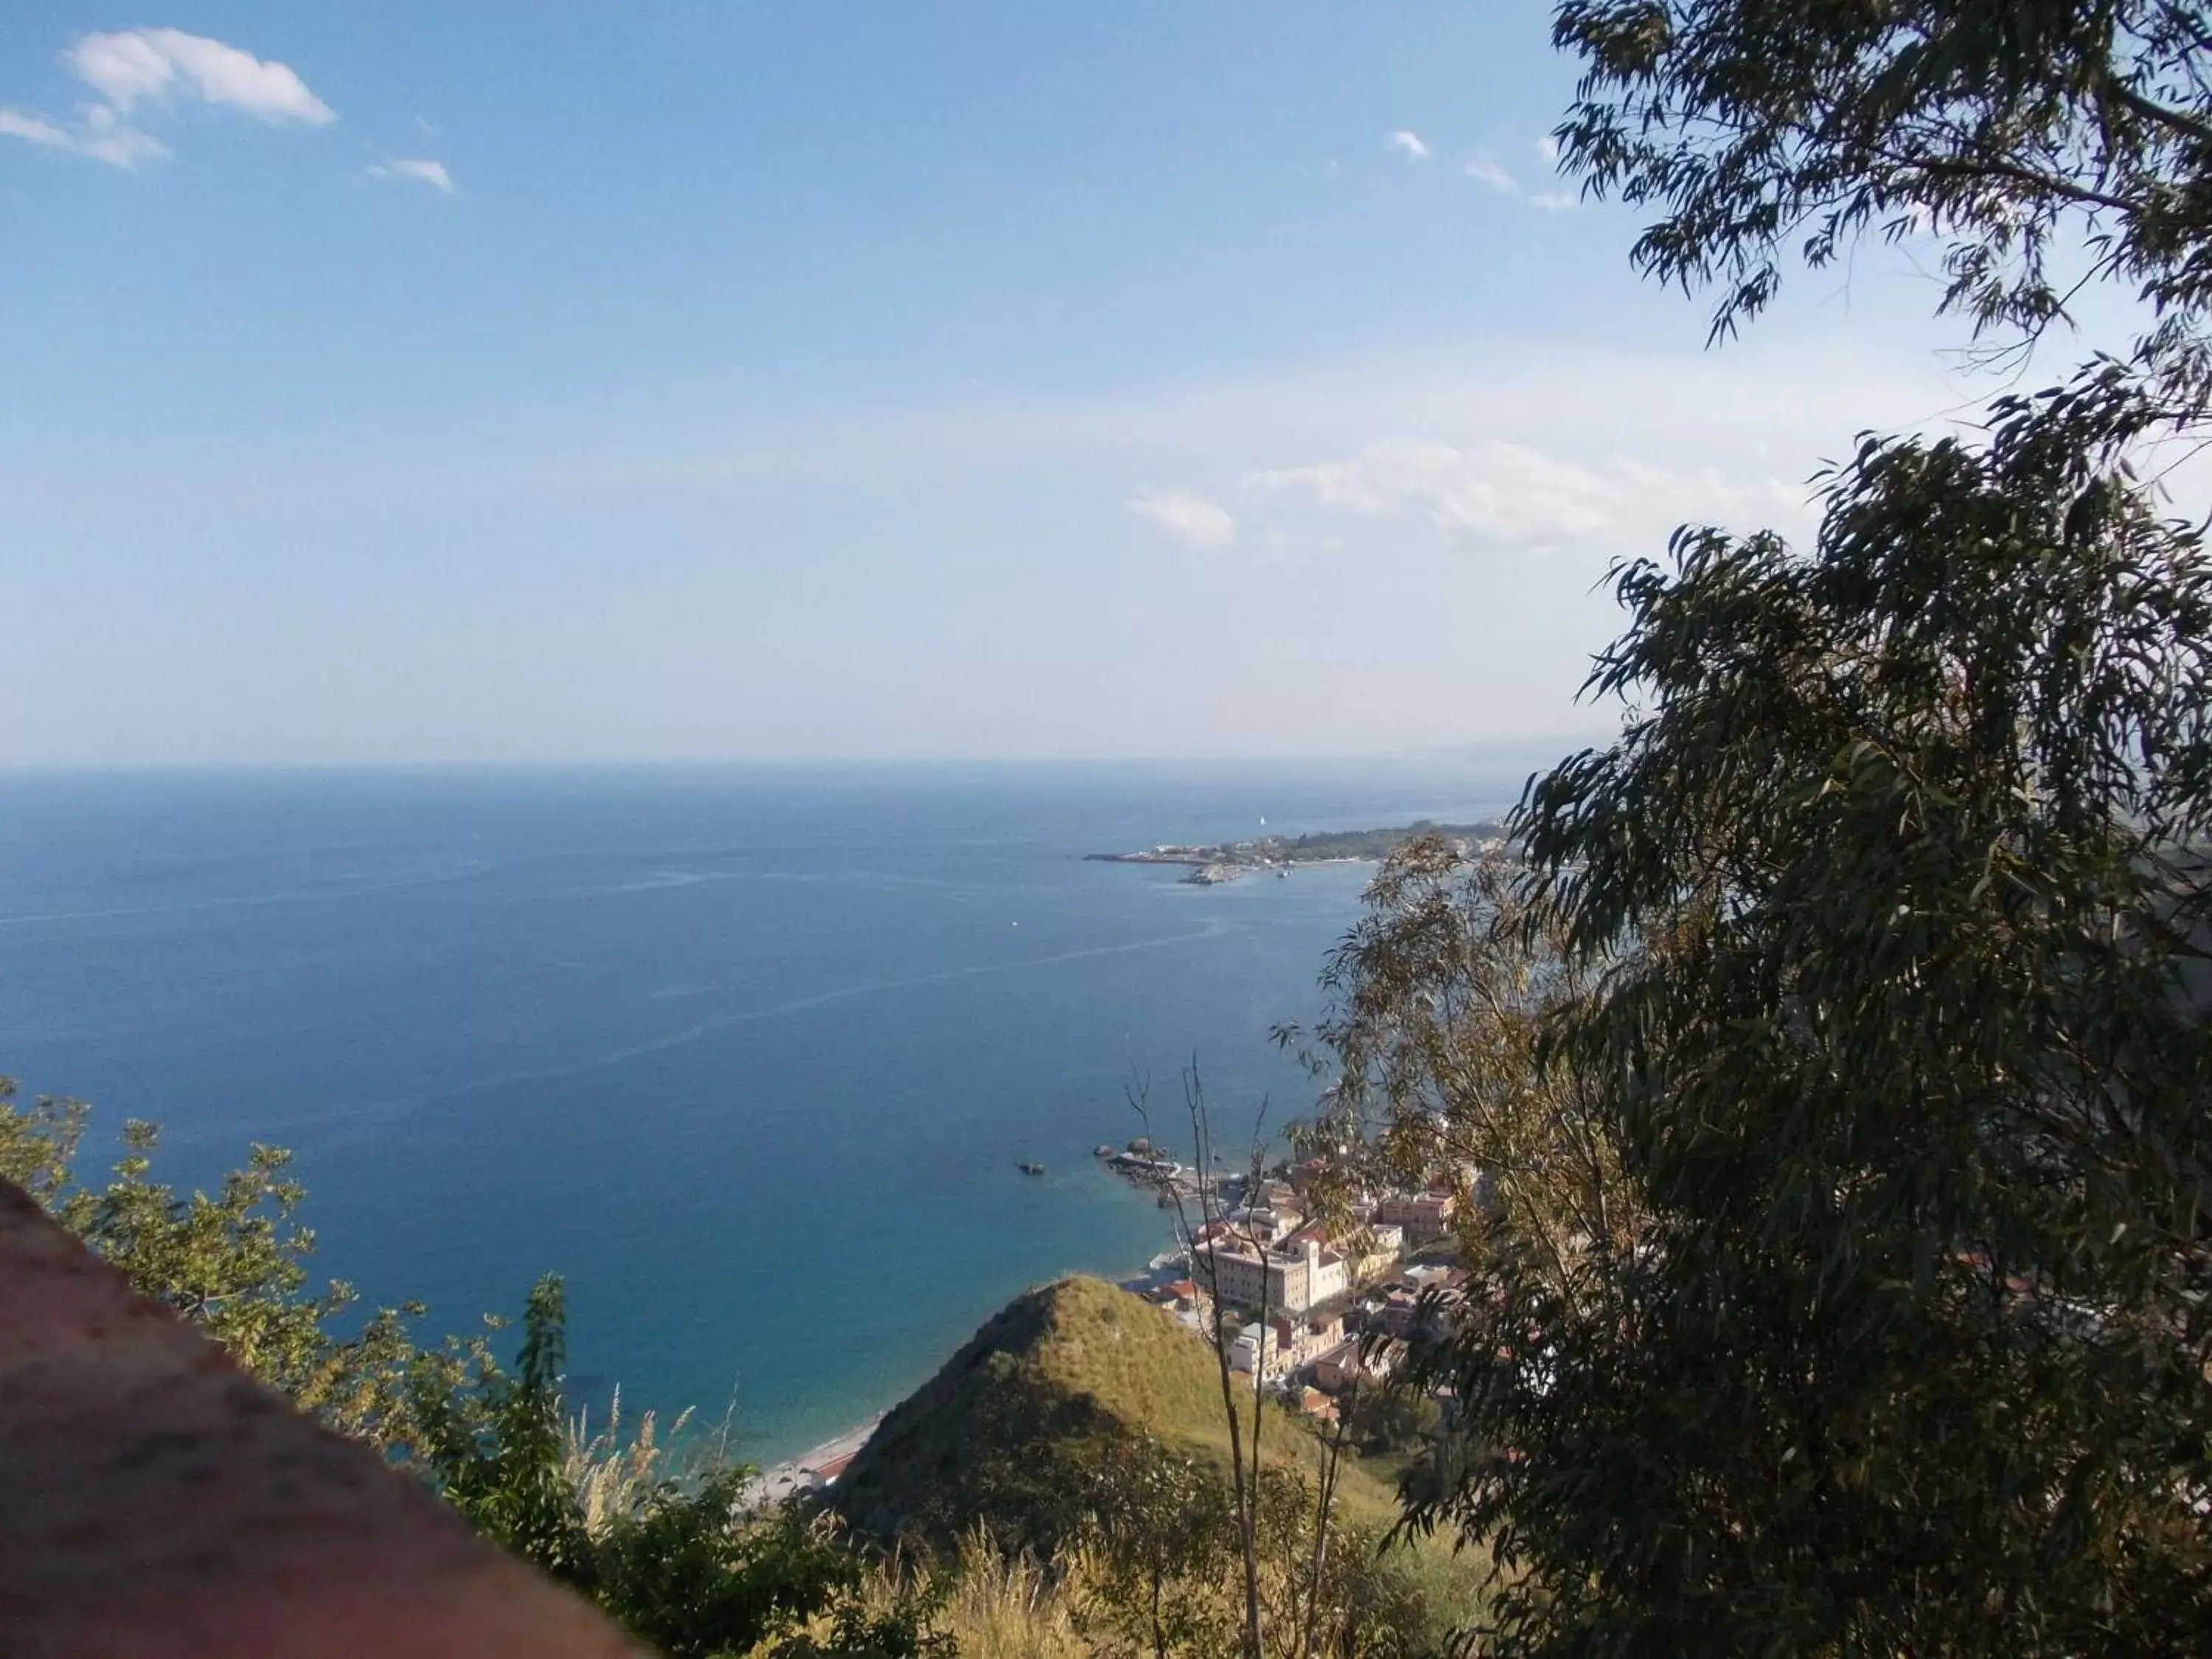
[831,1519,1484,1659]
[919,1532,1091,1659]
[750,1529,1090,1659]
[565,1386,726,1537]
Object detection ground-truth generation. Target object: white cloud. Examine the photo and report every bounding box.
[77,122,170,167]
[72,102,169,166]
[0,100,166,168]
[0,27,332,169]
[68,29,333,125]
[1534,133,1560,164]
[1384,129,1432,162]
[1464,151,1517,192]
[1127,489,1237,550]
[1465,149,1573,212]
[0,108,72,148]
[365,157,455,194]
[1242,440,1806,558]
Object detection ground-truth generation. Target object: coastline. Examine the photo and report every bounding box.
[742,1413,888,1509]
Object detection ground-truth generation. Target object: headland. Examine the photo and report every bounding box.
[1085,818,1508,884]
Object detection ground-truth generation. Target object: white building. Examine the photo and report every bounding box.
[1307,1242,1349,1305]
[1231,1321,1287,1380]
[1232,1311,1348,1381]
[1195,1237,1347,1315]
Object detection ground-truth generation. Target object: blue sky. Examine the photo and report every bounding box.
[1,4,1985,764]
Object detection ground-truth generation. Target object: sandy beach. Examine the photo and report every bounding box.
[740,1413,886,1509]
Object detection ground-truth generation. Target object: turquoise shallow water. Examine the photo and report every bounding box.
[0,759,1527,1461]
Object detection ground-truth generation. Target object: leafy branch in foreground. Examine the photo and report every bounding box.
[1555,0,2212,395]
[1300,9,2212,1650]
[1284,841,1644,1306]
[0,1082,425,1450]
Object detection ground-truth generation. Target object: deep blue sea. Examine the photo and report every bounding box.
[0,759,1539,1461]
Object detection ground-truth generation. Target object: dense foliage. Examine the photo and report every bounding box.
[1271,3,2212,1653]
[1290,846,1645,1304]
[1406,397,2212,1654]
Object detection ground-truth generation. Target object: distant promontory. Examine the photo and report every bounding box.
[1085,818,1508,885]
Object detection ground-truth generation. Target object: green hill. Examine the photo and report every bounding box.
[830,1275,1404,1550]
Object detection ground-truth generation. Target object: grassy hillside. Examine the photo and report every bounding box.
[830,1275,1403,1548]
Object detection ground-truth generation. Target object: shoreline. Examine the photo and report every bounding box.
[741,1412,888,1509]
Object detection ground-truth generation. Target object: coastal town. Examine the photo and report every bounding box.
[738,821,1514,1500]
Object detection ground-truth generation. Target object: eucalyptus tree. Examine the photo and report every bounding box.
[1424,392,2212,1655]
[1365,4,2212,1652]
[1293,843,1645,1301]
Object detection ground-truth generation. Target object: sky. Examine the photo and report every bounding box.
[1,3,2006,765]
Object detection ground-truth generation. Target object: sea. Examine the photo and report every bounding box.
[0,757,1546,1462]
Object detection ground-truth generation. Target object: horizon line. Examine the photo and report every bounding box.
[0,734,1618,777]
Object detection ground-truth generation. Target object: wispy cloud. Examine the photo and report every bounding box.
[75,104,170,167]
[0,108,72,150]
[1464,151,1517,192]
[0,27,333,169]
[364,157,455,194]
[1127,489,1237,551]
[1383,129,1432,162]
[1243,440,1801,557]
[1464,147,1575,212]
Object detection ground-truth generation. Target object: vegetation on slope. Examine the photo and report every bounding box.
[835,1274,1477,1654]
[832,1275,1398,1550]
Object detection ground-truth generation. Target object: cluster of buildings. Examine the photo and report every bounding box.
[1144,1256,1470,1420]
[1183,1169,1461,1319]
[1138,1163,1477,1421]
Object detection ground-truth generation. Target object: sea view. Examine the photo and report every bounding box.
[15,4,2169,1647]
[0,756,1535,1462]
